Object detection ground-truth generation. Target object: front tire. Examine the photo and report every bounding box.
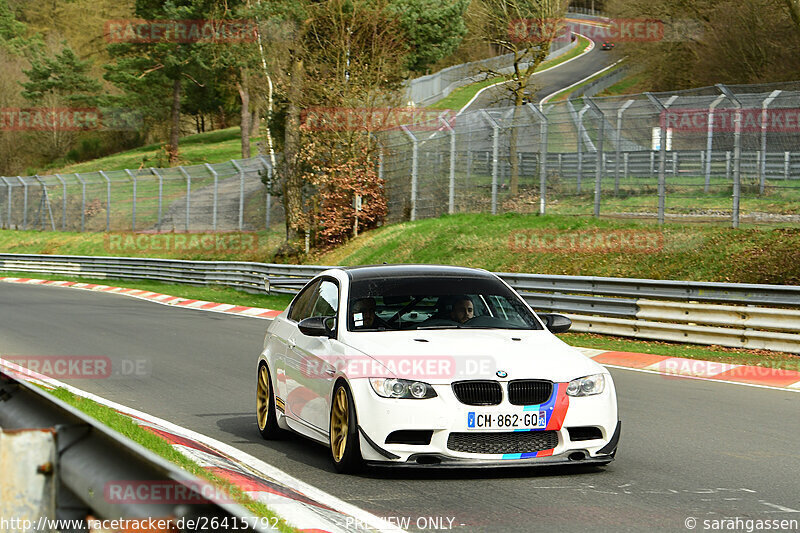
[329,382,363,474]
[256,362,282,439]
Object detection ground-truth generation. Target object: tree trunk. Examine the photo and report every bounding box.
[168,77,181,164]
[284,56,305,241]
[237,68,251,160]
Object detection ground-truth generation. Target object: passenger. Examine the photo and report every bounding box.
[450,296,474,323]
[352,297,388,329]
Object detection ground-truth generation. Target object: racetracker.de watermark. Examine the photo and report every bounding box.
[508,229,665,255]
[509,18,702,43]
[301,355,497,380]
[104,232,259,254]
[0,107,142,132]
[3,356,150,379]
[301,107,456,132]
[105,19,257,43]
[661,108,800,133]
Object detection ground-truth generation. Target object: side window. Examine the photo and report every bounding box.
[310,280,339,317]
[288,280,320,322]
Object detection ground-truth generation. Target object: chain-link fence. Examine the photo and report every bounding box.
[0,157,284,232]
[379,81,800,226]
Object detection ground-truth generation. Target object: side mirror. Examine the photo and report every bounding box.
[298,316,336,338]
[539,313,572,333]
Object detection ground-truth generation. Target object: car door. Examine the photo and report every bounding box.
[285,278,345,432]
[276,280,319,413]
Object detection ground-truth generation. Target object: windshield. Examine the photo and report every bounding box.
[346,276,543,332]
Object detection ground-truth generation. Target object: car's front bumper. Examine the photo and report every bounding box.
[349,377,620,467]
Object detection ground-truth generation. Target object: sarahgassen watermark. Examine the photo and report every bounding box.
[104,232,259,254]
[509,229,665,255]
[301,107,456,132]
[105,19,257,43]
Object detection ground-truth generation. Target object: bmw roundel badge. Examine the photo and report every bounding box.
[496,370,508,378]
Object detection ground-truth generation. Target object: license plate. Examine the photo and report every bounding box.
[466,410,547,431]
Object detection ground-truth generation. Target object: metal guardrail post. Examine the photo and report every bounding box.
[615,100,634,196]
[760,90,781,193]
[526,104,549,215]
[480,110,500,215]
[124,169,136,232]
[401,126,419,220]
[231,160,245,231]
[717,84,742,228]
[585,98,605,218]
[258,156,272,230]
[204,163,219,231]
[645,92,667,225]
[705,94,726,193]
[150,168,163,230]
[17,176,27,230]
[99,170,111,231]
[178,166,191,232]
[54,174,67,230]
[439,117,456,214]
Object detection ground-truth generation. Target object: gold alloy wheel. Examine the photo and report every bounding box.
[330,387,349,462]
[257,366,270,430]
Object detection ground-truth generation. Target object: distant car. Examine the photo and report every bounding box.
[601,41,615,50]
[256,265,620,473]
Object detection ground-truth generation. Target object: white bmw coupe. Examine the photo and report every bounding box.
[256,265,620,473]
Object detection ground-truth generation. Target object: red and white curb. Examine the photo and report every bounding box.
[578,348,800,391]
[0,359,405,533]
[0,277,281,319]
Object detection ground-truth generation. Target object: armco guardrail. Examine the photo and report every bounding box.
[2,254,799,353]
[0,367,271,532]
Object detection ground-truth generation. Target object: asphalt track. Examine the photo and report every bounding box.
[2,283,799,533]
[461,34,617,112]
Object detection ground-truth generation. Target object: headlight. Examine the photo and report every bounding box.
[369,378,437,399]
[566,374,605,397]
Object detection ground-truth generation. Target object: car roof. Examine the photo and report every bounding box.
[341,264,496,282]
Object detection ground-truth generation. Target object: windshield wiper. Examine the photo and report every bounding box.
[416,324,463,330]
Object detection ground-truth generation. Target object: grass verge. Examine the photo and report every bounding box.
[0,271,294,310]
[42,387,297,532]
[560,332,799,371]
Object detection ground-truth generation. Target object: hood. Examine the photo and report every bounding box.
[340,329,604,383]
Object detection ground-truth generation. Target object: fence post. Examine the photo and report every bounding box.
[786,151,791,180]
[401,126,419,221]
[623,152,629,181]
[440,116,456,215]
[17,176,27,230]
[480,110,500,215]
[585,98,605,218]
[1,177,12,228]
[577,105,589,194]
[258,156,272,230]
[705,94,726,193]
[99,171,111,231]
[75,173,86,232]
[645,92,667,225]
[204,163,219,231]
[178,166,191,232]
[615,99,635,196]
[231,160,245,232]
[717,84,742,229]
[527,103,549,215]
[760,90,781,194]
[33,175,55,231]
[125,170,136,232]
[54,174,67,231]
[150,168,163,230]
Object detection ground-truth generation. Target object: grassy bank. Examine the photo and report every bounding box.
[314,213,800,285]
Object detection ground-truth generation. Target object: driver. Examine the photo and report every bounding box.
[450,296,474,323]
